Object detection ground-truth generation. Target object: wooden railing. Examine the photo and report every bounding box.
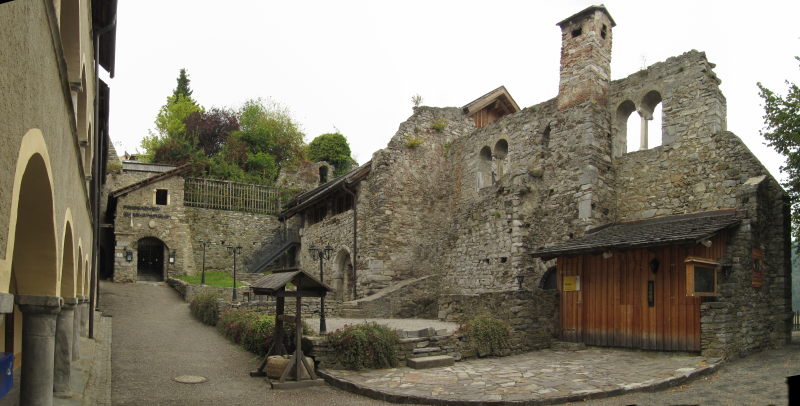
[183,177,291,214]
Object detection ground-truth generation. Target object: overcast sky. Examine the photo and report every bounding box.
[107,0,800,180]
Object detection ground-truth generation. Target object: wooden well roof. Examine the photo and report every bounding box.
[250,270,330,297]
[531,210,743,260]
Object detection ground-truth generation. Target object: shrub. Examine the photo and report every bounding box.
[189,292,222,326]
[458,315,511,357]
[405,136,424,148]
[326,322,400,370]
[217,309,309,355]
[430,119,448,132]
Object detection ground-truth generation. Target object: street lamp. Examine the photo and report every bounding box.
[223,240,243,302]
[308,244,333,333]
[198,240,212,285]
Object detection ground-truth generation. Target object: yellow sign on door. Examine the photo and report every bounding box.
[563,275,580,292]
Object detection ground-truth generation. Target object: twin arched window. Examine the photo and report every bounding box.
[477,139,510,189]
[616,90,663,154]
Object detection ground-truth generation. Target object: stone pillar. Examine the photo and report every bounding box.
[54,297,77,396]
[17,295,62,406]
[71,298,81,361]
[80,296,89,337]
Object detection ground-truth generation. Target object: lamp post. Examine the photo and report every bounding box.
[198,240,212,285]
[308,244,333,334]
[223,241,243,302]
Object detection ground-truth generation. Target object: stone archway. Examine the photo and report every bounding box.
[332,249,353,301]
[8,149,62,405]
[137,237,166,281]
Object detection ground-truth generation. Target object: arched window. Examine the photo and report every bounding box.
[540,266,557,290]
[493,139,508,179]
[477,146,492,189]
[615,100,636,154]
[59,0,81,83]
[640,90,663,149]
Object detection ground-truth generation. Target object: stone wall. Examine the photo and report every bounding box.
[166,277,250,303]
[438,289,558,352]
[113,175,282,283]
[347,275,440,319]
[186,207,281,273]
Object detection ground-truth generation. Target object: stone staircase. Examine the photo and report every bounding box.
[337,275,437,318]
[398,327,459,369]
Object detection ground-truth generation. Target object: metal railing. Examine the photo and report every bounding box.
[245,227,301,273]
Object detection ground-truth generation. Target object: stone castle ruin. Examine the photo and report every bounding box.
[104,5,792,359]
[257,5,792,358]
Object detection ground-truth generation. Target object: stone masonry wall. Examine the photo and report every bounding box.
[438,289,558,352]
[185,207,282,274]
[113,175,282,283]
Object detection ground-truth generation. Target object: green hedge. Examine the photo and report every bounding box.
[458,315,511,357]
[326,322,400,370]
[189,292,222,326]
[217,309,307,356]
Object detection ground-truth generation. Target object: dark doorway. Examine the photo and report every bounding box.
[137,237,165,281]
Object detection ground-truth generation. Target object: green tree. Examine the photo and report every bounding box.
[140,94,202,162]
[758,56,800,239]
[307,132,356,176]
[173,68,194,102]
[236,98,305,168]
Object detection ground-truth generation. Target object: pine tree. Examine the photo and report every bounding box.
[172,68,194,102]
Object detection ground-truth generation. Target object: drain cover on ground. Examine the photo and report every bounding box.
[173,375,208,384]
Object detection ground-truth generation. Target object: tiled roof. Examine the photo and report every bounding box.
[531,210,743,260]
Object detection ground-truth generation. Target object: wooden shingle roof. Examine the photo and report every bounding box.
[250,270,330,296]
[531,210,743,260]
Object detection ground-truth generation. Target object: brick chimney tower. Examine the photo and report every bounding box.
[556,5,615,110]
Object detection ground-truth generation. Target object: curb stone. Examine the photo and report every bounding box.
[318,359,723,406]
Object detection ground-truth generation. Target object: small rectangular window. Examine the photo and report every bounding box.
[155,189,168,205]
[686,257,718,297]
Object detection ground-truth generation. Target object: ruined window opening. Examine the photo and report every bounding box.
[601,25,607,39]
[627,91,664,152]
[477,146,492,189]
[332,191,354,215]
[571,26,582,38]
[155,189,168,205]
[540,266,557,290]
[542,125,551,149]
[319,166,329,184]
[493,139,509,180]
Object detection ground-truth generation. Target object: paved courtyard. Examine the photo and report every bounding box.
[101,281,799,405]
[322,347,719,404]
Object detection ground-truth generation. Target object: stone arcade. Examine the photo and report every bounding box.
[254,5,792,358]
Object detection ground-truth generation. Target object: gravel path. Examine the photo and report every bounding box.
[102,281,408,406]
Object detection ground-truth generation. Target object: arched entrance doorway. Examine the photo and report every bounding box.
[332,249,353,301]
[137,237,165,281]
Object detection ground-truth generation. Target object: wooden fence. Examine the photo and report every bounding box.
[183,177,289,214]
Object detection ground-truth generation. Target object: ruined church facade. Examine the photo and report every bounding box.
[272,6,791,358]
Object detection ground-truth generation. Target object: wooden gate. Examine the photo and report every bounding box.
[558,234,727,352]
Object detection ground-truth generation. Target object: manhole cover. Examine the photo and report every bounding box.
[173,375,208,384]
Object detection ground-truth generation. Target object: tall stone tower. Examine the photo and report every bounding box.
[555,5,616,229]
[556,5,615,110]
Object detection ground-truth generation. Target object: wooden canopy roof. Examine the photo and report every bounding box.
[531,210,743,260]
[280,160,372,219]
[250,271,330,297]
[462,85,520,118]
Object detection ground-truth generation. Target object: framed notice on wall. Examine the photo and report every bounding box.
[563,275,580,292]
[752,248,765,288]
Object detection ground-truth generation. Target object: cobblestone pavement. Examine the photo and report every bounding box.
[571,335,800,406]
[101,281,409,406]
[324,347,719,404]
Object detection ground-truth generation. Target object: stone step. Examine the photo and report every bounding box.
[412,347,441,354]
[407,355,455,369]
[550,341,586,351]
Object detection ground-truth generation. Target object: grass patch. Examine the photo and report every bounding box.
[176,271,235,287]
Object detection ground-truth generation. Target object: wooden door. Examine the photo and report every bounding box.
[558,237,727,352]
